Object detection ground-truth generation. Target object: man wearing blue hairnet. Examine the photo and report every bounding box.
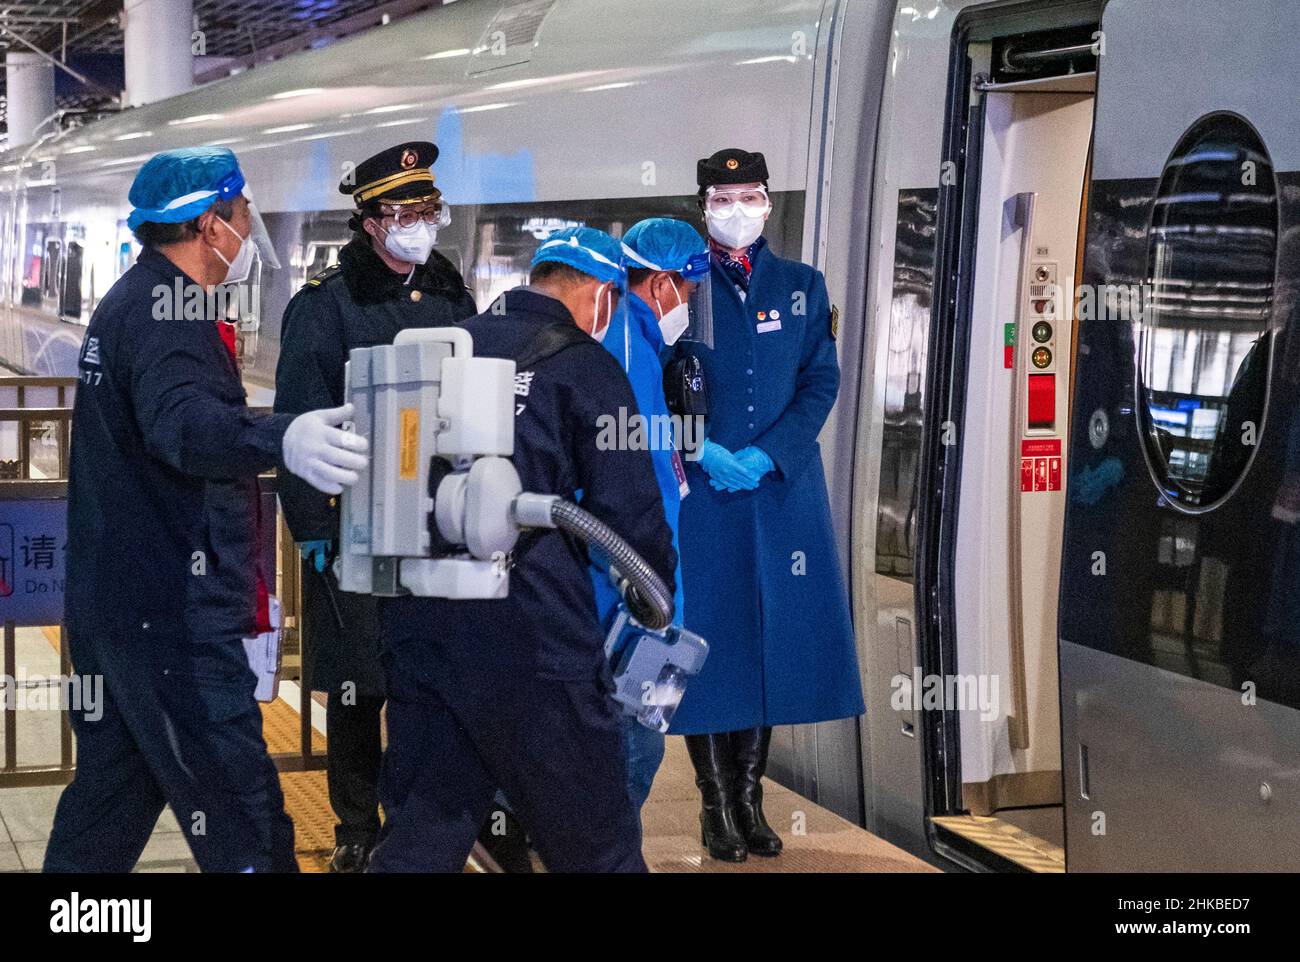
[369,227,676,873]
[588,218,708,815]
[46,147,369,873]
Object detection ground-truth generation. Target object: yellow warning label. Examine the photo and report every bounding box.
[399,408,420,480]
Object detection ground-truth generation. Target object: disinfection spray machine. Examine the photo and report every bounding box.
[335,327,706,730]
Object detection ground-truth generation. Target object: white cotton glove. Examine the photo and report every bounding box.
[282,404,369,494]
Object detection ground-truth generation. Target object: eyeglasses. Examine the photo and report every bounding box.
[382,202,451,230]
[704,187,770,217]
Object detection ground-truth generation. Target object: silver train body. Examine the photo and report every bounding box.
[5,0,1297,871]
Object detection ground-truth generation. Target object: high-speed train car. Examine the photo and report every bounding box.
[2,0,1297,872]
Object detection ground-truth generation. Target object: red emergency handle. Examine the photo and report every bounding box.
[1027,373,1055,430]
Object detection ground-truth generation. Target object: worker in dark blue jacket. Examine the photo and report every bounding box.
[368,227,676,873]
[274,141,476,873]
[45,147,369,873]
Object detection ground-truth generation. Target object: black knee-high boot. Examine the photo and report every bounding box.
[731,726,782,856]
[684,733,748,862]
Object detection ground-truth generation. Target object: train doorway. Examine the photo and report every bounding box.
[939,78,1093,872]
[916,14,1101,872]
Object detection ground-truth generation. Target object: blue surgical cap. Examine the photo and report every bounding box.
[531,227,626,285]
[622,218,709,280]
[127,146,246,231]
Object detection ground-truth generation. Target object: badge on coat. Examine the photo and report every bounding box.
[756,308,782,334]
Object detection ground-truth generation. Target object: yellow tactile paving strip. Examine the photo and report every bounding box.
[931,814,1065,873]
[38,627,337,871]
[259,697,335,873]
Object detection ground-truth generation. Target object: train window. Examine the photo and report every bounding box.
[244,192,807,394]
[455,193,806,308]
[1138,113,1278,511]
[876,188,938,580]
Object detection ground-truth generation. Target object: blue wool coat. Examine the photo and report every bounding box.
[669,242,864,734]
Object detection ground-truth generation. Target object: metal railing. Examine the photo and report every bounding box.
[0,384,322,787]
[0,376,76,480]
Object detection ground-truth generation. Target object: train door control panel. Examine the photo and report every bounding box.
[1020,259,1062,492]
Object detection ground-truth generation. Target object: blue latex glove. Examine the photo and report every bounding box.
[734,446,775,485]
[300,539,333,574]
[699,439,759,493]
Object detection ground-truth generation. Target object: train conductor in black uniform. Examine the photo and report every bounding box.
[274,142,476,872]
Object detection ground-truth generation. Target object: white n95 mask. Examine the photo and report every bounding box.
[705,209,765,250]
[590,283,613,343]
[655,281,690,346]
[214,216,255,285]
[384,220,437,265]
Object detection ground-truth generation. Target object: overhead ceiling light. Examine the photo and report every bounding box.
[264,123,315,134]
[456,102,518,114]
[270,88,325,100]
[99,153,153,167]
[374,117,431,128]
[364,104,418,115]
[63,145,96,154]
[486,77,553,91]
[736,55,798,65]
[422,48,471,60]
[170,113,226,126]
[580,81,640,92]
[113,131,152,141]
[295,128,363,140]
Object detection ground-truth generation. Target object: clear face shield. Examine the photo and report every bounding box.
[241,186,280,270]
[214,179,278,332]
[210,167,280,270]
[680,250,714,350]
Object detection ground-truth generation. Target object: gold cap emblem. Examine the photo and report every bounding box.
[725,158,739,170]
[400,148,417,169]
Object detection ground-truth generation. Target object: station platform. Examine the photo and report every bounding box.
[0,626,932,873]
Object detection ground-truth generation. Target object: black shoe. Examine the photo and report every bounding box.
[684,733,748,863]
[475,807,535,873]
[732,726,783,857]
[329,843,372,873]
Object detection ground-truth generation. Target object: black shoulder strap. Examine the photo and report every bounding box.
[502,320,593,568]
[512,320,592,370]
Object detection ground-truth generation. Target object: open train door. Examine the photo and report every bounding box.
[1059,0,1300,870]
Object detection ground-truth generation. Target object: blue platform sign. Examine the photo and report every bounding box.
[0,498,67,627]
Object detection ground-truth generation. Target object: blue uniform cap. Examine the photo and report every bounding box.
[622,217,710,281]
[127,146,246,231]
[531,226,626,285]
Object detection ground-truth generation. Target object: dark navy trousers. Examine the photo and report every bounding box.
[44,630,297,873]
[368,645,646,873]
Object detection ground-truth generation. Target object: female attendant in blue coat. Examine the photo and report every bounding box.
[671,148,864,862]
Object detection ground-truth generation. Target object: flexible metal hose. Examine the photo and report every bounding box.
[512,493,673,629]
